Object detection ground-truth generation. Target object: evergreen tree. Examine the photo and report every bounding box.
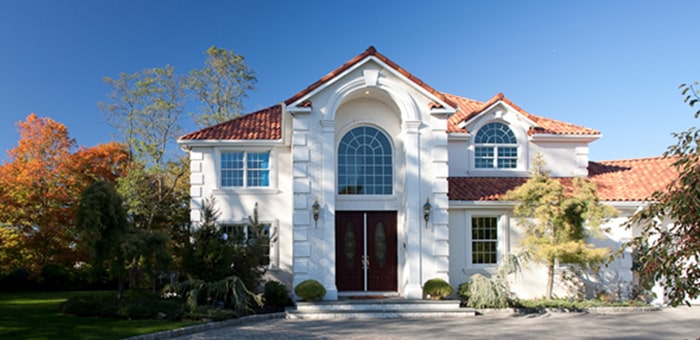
[504,155,617,298]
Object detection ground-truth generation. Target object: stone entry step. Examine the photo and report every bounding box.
[286,299,477,320]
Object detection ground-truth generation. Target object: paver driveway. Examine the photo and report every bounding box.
[170,307,700,340]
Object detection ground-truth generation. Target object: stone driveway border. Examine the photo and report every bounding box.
[132,306,699,340]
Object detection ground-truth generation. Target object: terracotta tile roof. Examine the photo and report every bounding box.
[588,156,678,201]
[179,105,282,141]
[444,92,600,135]
[444,93,488,133]
[448,157,677,202]
[284,46,457,109]
[179,48,597,141]
[448,177,528,201]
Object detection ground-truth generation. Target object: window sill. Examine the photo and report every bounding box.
[213,187,280,195]
[467,263,500,272]
[336,194,398,201]
[467,169,529,177]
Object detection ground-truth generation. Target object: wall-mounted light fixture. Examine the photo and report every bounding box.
[423,198,431,227]
[312,198,321,228]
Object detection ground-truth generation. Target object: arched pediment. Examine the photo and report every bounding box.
[326,68,422,123]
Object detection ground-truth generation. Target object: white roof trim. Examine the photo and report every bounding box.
[178,139,284,150]
[448,200,517,209]
[430,107,458,116]
[287,55,457,113]
[604,201,648,211]
[463,101,538,129]
[529,133,601,143]
[447,132,471,140]
[287,106,312,114]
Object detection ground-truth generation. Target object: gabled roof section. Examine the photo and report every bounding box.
[444,92,600,136]
[448,156,677,202]
[179,105,282,141]
[284,46,457,109]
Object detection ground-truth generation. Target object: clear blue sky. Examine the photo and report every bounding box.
[1,0,698,162]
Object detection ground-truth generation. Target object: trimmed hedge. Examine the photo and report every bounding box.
[423,278,453,300]
[294,280,325,302]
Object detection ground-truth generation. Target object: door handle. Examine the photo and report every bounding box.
[362,255,370,270]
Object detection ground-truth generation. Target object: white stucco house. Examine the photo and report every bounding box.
[178,47,677,302]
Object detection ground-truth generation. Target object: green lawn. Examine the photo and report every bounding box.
[0,291,199,340]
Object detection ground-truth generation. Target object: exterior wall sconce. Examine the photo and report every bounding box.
[312,198,321,228]
[423,198,431,227]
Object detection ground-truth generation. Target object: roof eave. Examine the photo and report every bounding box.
[448,200,517,209]
[178,138,285,150]
[529,133,601,143]
[447,132,471,140]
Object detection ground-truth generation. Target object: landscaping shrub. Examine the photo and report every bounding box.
[294,279,325,301]
[264,280,289,307]
[61,291,184,320]
[119,292,185,320]
[458,281,471,306]
[465,274,513,308]
[516,298,648,309]
[423,278,453,300]
[61,293,119,317]
[164,275,261,315]
[39,263,72,291]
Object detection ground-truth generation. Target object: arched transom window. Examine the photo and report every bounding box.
[474,122,517,169]
[338,126,393,195]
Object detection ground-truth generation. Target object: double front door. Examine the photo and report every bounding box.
[335,211,397,292]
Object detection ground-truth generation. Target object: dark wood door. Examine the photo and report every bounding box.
[335,211,397,292]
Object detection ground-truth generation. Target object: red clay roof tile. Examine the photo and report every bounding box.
[448,157,677,202]
[180,48,599,141]
[179,105,282,141]
[443,92,600,135]
[587,156,678,201]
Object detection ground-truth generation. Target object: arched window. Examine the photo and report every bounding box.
[474,122,517,169]
[338,126,392,195]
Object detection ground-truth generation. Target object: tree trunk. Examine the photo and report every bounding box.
[546,262,555,299]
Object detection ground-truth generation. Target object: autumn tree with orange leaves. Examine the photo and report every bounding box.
[0,114,129,276]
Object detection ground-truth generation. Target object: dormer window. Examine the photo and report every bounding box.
[474,122,517,169]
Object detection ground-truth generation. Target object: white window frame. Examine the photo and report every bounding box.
[216,148,276,193]
[336,125,394,196]
[474,122,518,170]
[219,219,279,270]
[466,213,508,269]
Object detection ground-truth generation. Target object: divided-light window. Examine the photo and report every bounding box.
[221,223,271,265]
[474,122,517,169]
[472,217,498,264]
[337,126,393,195]
[221,152,270,187]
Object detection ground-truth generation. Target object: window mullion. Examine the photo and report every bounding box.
[242,152,247,188]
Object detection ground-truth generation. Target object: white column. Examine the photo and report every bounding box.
[319,120,338,300]
[291,115,312,289]
[403,120,423,299]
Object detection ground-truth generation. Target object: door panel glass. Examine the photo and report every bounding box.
[374,222,386,268]
[344,222,356,269]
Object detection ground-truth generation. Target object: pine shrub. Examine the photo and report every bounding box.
[264,280,290,307]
